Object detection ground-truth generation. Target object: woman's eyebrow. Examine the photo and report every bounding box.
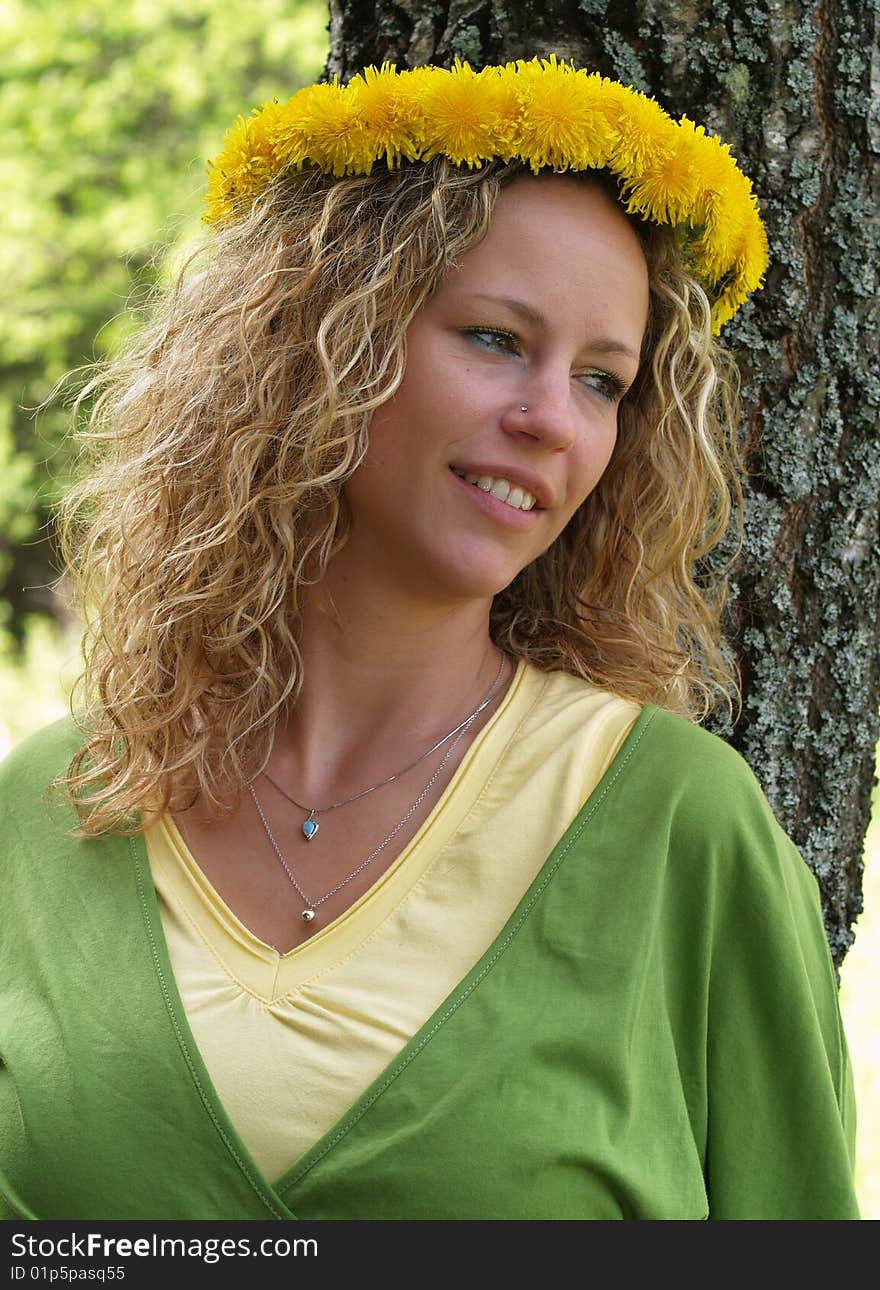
[464,292,641,364]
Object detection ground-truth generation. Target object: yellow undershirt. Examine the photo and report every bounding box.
[145,658,641,1182]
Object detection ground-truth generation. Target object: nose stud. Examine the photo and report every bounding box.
[520,405,528,413]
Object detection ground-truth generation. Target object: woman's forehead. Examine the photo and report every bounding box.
[446,178,646,297]
[423,183,649,359]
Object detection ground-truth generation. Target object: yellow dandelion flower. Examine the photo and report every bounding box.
[492,64,526,159]
[736,211,770,291]
[692,221,737,286]
[710,290,739,334]
[692,186,750,283]
[345,63,421,169]
[624,116,706,224]
[710,255,755,330]
[293,79,371,176]
[514,62,615,171]
[688,136,737,215]
[704,163,763,265]
[259,85,327,171]
[606,86,678,178]
[205,107,282,225]
[703,202,767,332]
[415,59,509,168]
[509,52,571,87]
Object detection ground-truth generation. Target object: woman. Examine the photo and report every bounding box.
[0,57,859,1220]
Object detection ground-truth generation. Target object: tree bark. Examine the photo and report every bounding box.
[325,0,880,967]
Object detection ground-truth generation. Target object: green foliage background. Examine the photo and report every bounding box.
[0,0,327,639]
[0,0,876,1219]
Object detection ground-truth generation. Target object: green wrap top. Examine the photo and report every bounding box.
[0,707,859,1220]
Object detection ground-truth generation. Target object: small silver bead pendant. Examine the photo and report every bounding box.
[301,908,316,923]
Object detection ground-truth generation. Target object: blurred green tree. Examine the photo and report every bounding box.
[0,0,327,634]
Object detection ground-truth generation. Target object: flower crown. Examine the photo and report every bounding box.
[205,55,769,333]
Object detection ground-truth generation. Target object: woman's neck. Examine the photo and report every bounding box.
[272,574,509,801]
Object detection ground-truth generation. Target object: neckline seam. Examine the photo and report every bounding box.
[456,666,551,816]
[155,872,289,1004]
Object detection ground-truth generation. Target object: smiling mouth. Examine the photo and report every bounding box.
[450,467,540,512]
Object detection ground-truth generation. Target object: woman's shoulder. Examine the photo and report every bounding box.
[533,668,759,800]
[522,661,643,744]
[0,715,85,791]
[0,716,87,836]
[621,704,826,907]
[528,663,776,830]
[608,701,766,813]
[0,718,130,888]
[546,691,811,891]
[532,662,639,712]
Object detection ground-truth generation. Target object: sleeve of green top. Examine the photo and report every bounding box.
[696,750,859,1219]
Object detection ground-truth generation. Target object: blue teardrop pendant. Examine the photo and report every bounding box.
[302,815,319,841]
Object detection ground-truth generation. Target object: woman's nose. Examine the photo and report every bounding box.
[501,370,578,452]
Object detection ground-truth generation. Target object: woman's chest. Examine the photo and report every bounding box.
[173,759,465,952]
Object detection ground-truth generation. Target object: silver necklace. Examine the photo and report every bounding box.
[248,656,509,924]
[262,653,507,842]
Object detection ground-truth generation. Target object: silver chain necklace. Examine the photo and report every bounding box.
[261,652,507,842]
[247,655,509,924]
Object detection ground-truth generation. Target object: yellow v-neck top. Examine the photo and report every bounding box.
[144,659,641,1180]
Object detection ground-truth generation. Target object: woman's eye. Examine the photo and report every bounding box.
[580,370,626,403]
[461,327,519,353]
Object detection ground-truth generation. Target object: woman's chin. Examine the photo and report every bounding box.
[421,562,525,607]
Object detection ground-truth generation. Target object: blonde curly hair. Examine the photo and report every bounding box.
[55,155,743,836]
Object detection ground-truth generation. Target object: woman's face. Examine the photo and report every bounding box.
[341,173,650,608]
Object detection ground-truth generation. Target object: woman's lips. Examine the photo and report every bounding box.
[448,466,543,529]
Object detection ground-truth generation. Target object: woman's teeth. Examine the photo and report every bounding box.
[451,468,537,511]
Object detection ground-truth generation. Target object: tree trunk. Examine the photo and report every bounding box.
[325,0,880,967]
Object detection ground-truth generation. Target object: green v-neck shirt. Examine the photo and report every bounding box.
[0,708,858,1220]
